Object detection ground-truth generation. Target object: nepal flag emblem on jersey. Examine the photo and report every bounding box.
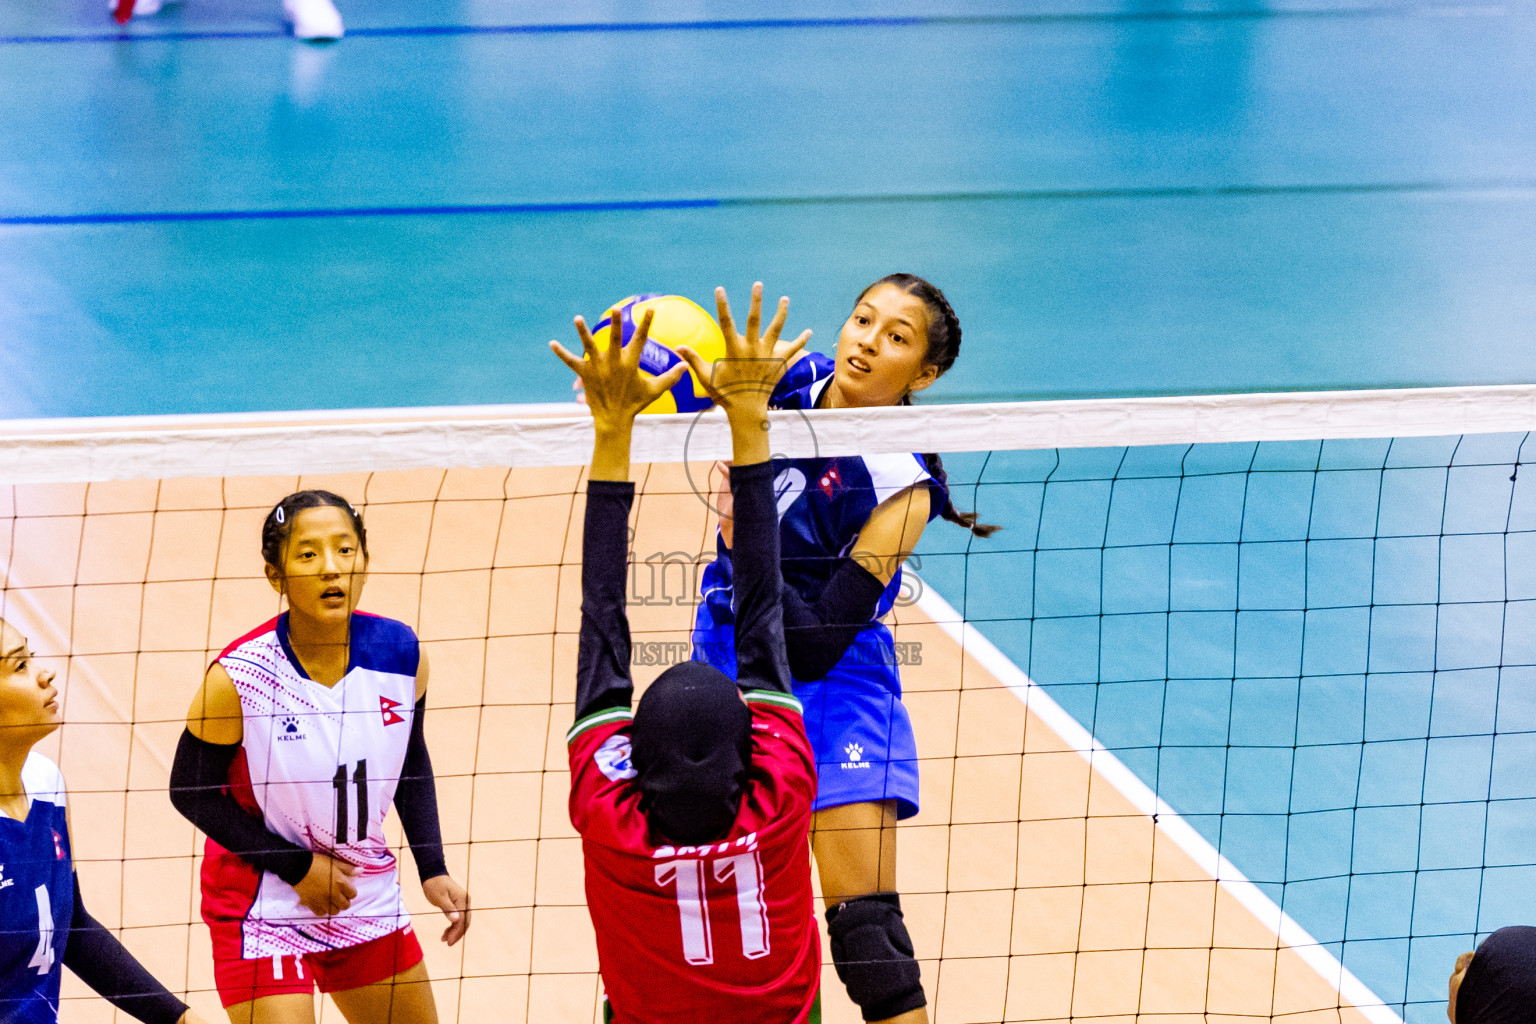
[52,830,65,860]
[380,696,405,726]
[818,464,842,499]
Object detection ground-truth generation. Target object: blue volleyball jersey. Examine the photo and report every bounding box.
[693,353,949,681]
[0,754,73,1024]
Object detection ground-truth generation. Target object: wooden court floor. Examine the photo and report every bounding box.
[0,465,1379,1024]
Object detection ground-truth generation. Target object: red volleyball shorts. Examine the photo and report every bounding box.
[212,925,425,1007]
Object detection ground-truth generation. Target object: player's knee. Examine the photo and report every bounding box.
[825,893,926,1021]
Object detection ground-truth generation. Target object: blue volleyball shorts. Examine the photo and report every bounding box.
[795,664,920,820]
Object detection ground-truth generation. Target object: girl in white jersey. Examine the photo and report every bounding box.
[169,490,470,1024]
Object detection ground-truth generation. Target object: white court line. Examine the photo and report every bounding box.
[913,580,1405,1024]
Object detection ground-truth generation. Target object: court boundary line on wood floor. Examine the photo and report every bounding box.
[912,578,1406,1024]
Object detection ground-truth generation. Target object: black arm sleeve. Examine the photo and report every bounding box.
[65,874,188,1024]
[727,461,793,694]
[394,696,448,883]
[574,479,637,721]
[778,557,888,682]
[169,728,313,886]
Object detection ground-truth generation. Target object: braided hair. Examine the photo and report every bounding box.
[261,490,369,568]
[857,273,1000,538]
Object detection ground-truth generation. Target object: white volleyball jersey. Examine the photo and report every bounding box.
[200,612,419,957]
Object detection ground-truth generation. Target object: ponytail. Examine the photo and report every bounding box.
[921,451,1001,539]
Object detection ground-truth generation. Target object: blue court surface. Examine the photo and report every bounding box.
[923,435,1536,1023]
[4,1,1536,417]
[5,2,1536,1021]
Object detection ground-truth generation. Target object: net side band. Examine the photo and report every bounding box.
[2,384,1534,484]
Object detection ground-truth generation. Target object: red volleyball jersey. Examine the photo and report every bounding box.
[567,690,819,1024]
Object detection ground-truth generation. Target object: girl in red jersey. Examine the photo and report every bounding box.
[553,284,821,1023]
[169,491,469,1024]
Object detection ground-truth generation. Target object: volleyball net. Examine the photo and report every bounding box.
[2,386,1534,1024]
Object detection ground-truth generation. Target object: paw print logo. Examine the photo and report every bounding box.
[844,742,864,762]
[282,717,300,735]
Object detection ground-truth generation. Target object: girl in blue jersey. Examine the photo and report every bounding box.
[692,274,995,1024]
[0,617,210,1024]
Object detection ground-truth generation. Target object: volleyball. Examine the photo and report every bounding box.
[589,294,726,414]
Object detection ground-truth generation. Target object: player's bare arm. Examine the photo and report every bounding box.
[185,663,243,746]
[849,483,933,585]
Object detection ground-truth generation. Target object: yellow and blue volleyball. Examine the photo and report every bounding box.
[589,294,726,415]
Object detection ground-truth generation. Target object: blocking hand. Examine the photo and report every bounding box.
[550,308,687,434]
[676,283,809,422]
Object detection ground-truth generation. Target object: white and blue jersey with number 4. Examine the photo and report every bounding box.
[691,352,948,818]
[0,753,73,1024]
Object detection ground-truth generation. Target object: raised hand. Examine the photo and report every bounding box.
[550,308,687,437]
[676,283,809,423]
[553,306,689,480]
[675,283,810,468]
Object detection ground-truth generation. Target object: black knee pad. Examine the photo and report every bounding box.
[825,893,926,1021]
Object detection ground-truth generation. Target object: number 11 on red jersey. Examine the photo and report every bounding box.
[653,836,770,965]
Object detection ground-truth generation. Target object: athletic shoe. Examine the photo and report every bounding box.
[283,0,344,40]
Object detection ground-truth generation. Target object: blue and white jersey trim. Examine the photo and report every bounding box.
[19,756,65,811]
[861,452,933,507]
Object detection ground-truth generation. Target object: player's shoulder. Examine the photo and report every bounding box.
[565,712,642,837]
[770,352,835,409]
[743,689,803,718]
[739,701,817,823]
[788,452,937,533]
[349,612,420,676]
[21,752,66,809]
[567,707,635,753]
[567,711,639,798]
[218,615,282,660]
[744,691,814,777]
[848,451,936,507]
